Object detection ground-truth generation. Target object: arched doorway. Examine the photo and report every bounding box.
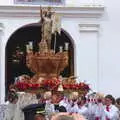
[5,23,74,96]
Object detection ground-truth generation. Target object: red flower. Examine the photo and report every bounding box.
[62,82,90,92]
[15,82,29,90]
[14,79,90,93]
[41,79,60,91]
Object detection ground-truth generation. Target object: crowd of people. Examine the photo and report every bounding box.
[41,92,120,120]
[0,89,120,120]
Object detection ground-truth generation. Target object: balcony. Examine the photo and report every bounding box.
[14,0,65,6]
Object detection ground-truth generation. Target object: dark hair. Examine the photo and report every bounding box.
[116,98,120,105]
[36,93,41,99]
[105,95,115,104]
[81,96,86,102]
[58,106,67,112]
[78,97,86,105]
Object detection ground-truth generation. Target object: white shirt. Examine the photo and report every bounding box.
[78,105,88,119]
[102,104,119,120]
[87,102,96,120]
[59,99,68,108]
[70,102,79,113]
[94,103,104,119]
[59,98,71,112]
[45,100,55,115]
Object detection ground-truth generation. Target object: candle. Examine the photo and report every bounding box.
[29,41,33,50]
[26,44,30,53]
[65,42,69,51]
[14,77,18,84]
[59,46,63,52]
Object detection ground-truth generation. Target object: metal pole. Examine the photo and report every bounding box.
[54,31,57,53]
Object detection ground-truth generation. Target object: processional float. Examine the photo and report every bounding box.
[13,7,90,103]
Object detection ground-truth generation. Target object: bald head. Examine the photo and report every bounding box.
[51,113,85,120]
[57,115,74,120]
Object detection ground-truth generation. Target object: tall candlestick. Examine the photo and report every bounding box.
[65,42,69,51]
[59,46,63,52]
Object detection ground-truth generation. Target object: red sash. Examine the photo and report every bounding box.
[106,105,110,120]
[95,117,100,120]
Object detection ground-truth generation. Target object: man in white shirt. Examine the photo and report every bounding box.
[78,97,89,119]
[102,95,119,120]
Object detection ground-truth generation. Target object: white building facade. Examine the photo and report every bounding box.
[0,0,120,103]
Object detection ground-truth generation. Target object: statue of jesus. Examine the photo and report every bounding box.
[40,7,53,50]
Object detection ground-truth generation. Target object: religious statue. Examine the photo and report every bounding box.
[25,7,68,81]
[40,7,61,51]
[40,7,53,50]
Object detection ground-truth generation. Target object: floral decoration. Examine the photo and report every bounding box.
[63,82,90,91]
[14,79,90,94]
